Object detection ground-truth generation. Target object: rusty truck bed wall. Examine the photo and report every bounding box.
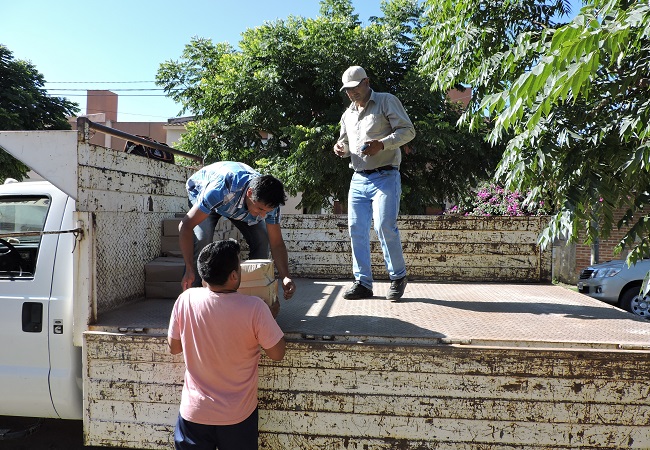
[84,281,650,449]
[75,143,194,316]
[279,214,551,282]
[258,342,650,449]
[84,334,650,449]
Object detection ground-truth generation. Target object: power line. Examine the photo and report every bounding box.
[73,106,180,120]
[44,85,183,119]
[45,80,156,84]
[47,88,165,92]
[47,93,169,97]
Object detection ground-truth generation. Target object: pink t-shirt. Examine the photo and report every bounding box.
[168,288,284,425]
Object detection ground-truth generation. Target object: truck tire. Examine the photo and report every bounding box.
[619,286,650,318]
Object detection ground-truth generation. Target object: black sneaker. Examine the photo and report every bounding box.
[343,281,373,299]
[387,277,407,301]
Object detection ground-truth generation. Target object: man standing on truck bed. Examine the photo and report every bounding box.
[168,239,286,450]
[333,65,415,301]
[179,161,296,300]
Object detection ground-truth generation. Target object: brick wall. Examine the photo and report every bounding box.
[575,209,631,274]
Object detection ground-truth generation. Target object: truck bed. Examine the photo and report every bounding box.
[91,278,650,350]
[85,279,650,449]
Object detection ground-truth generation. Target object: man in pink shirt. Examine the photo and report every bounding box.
[168,239,285,450]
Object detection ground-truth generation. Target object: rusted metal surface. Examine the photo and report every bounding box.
[84,280,650,449]
[83,333,179,449]
[77,116,203,162]
[280,214,552,282]
[258,345,650,448]
[77,143,193,314]
[82,334,650,449]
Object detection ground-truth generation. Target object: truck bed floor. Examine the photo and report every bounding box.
[91,279,650,350]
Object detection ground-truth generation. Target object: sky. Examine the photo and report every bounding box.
[3,0,384,122]
[3,0,582,123]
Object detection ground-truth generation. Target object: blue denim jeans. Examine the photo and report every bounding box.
[191,208,269,287]
[348,169,406,289]
[174,409,258,450]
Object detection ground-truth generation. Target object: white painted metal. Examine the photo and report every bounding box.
[0,130,78,198]
[47,193,84,419]
[280,214,552,281]
[73,211,95,347]
[74,142,193,315]
[82,332,650,449]
[0,181,82,419]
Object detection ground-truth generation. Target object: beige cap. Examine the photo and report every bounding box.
[340,66,367,91]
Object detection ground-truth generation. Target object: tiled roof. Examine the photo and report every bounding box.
[166,116,195,125]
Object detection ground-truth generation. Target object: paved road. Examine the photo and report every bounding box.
[0,417,148,450]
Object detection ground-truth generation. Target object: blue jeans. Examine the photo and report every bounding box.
[174,408,258,450]
[348,169,406,289]
[191,208,269,287]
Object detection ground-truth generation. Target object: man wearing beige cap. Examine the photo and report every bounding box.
[333,65,415,301]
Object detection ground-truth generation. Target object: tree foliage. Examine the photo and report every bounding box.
[0,45,79,182]
[156,0,501,213]
[420,0,650,264]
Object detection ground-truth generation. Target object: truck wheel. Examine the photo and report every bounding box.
[619,286,650,318]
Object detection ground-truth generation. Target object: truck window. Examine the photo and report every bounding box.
[0,195,50,279]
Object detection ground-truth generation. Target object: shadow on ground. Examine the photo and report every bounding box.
[0,417,148,450]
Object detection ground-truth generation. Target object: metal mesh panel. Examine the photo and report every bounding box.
[94,211,168,314]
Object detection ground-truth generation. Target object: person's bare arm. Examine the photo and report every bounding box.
[263,336,286,361]
[178,205,209,291]
[267,223,295,299]
[168,337,183,355]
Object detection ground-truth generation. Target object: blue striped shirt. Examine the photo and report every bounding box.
[186,161,281,225]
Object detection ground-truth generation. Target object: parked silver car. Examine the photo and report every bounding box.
[578,259,650,318]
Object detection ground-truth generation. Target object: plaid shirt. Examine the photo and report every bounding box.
[186,161,281,225]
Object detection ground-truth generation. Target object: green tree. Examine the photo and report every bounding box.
[0,45,79,182]
[156,0,501,213]
[420,1,650,263]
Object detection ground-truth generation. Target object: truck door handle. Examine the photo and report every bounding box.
[22,302,43,332]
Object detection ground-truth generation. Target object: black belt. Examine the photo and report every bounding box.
[356,165,396,175]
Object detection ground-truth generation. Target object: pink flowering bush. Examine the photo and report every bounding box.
[446,184,549,216]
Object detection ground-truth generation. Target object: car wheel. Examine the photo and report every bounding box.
[619,286,650,318]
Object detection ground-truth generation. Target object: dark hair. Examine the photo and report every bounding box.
[249,175,287,208]
[197,240,240,285]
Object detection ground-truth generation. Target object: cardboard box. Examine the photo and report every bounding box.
[162,218,182,237]
[161,236,180,256]
[240,259,275,287]
[238,279,278,307]
[145,281,183,299]
[145,256,185,282]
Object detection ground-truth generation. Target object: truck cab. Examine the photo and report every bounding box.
[0,180,82,419]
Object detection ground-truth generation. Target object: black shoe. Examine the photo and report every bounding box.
[343,281,373,299]
[387,277,407,301]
